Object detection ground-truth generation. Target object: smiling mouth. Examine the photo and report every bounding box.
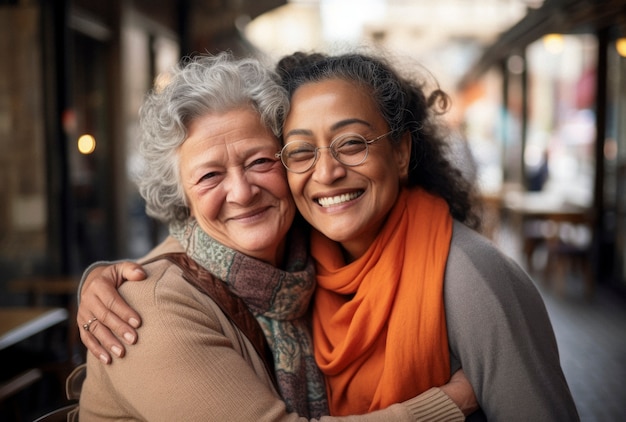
[316,191,363,208]
[230,206,270,221]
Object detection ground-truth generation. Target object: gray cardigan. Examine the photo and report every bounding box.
[445,221,579,421]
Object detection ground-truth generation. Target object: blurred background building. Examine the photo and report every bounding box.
[0,0,625,420]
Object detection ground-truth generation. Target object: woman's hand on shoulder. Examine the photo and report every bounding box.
[77,261,146,364]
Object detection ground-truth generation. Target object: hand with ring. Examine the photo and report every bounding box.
[83,317,97,332]
[77,261,146,364]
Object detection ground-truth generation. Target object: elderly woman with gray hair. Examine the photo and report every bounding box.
[74,53,473,421]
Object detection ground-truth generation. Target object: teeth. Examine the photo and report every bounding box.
[317,192,361,207]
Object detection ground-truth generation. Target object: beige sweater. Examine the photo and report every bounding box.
[77,236,463,422]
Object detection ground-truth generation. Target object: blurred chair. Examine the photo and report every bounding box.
[32,404,77,422]
[0,368,43,401]
[544,220,594,299]
[522,215,594,299]
[0,368,43,419]
[32,364,84,422]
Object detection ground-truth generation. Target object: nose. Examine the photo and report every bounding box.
[225,170,259,204]
[312,148,346,184]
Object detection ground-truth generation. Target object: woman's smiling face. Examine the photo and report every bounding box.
[283,78,410,261]
[179,106,295,266]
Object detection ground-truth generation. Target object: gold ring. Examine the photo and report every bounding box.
[83,317,97,332]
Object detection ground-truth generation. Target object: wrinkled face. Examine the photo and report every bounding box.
[283,78,410,261]
[178,107,295,266]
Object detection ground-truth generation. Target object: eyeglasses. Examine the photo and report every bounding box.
[275,131,392,174]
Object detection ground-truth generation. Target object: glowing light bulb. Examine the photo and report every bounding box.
[543,33,564,54]
[616,38,626,58]
[78,134,96,154]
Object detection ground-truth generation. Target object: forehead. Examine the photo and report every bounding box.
[180,107,278,166]
[188,107,276,144]
[285,78,381,129]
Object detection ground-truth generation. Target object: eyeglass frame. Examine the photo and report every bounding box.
[275,131,393,174]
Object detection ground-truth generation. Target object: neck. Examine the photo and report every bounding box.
[339,237,374,264]
[269,241,286,268]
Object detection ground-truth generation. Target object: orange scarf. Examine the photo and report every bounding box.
[311,188,452,415]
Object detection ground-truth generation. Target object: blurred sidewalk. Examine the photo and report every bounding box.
[541,280,626,422]
[496,226,626,422]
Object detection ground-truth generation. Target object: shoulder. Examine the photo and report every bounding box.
[140,236,185,260]
[443,221,549,343]
[112,239,231,345]
[445,221,537,298]
[447,221,513,273]
[120,237,218,314]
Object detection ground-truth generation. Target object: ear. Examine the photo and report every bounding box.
[393,131,412,182]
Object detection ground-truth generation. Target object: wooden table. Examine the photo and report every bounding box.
[7,275,82,363]
[0,307,69,404]
[0,307,68,351]
[502,191,592,257]
[502,190,594,297]
[8,276,80,306]
[503,191,591,222]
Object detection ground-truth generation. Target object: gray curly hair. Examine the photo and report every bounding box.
[136,52,289,223]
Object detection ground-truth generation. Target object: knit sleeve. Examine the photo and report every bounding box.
[402,388,464,421]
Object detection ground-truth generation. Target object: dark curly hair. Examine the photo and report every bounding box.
[276,51,482,230]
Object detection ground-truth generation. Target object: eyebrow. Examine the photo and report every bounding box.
[284,118,374,139]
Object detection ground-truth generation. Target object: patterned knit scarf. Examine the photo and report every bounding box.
[170,219,328,418]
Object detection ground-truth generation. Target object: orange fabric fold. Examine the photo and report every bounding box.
[311,188,452,415]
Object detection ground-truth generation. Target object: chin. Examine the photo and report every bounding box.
[317,228,350,243]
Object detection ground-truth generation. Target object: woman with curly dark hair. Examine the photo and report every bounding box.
[274,51,577,421]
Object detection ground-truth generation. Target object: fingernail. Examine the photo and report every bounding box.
[124,332,136,344]
[133,268,146,276]
[99,354,110,364]
[129,318,140,328]
[111,346,123,357]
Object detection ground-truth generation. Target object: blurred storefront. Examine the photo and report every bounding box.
[1,0,625,302]
[6,0,622,418]
[458,0,626,295]
[0,2,286,417]
[0,0,284,305]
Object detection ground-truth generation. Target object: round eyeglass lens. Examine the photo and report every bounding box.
[332,134,368,165]
[282,142,317,172]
